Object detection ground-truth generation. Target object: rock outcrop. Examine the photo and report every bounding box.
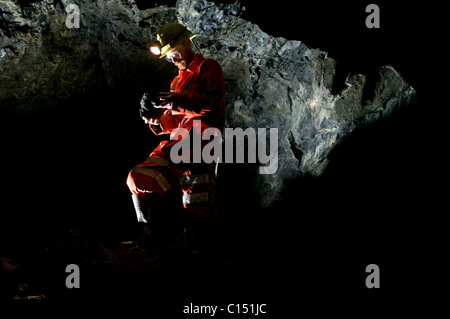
[0,0,416,206]
[178,0,416,206]
[0,0,177,111]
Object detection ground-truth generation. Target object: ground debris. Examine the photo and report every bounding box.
[0,255,19,272]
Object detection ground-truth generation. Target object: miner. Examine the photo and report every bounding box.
[126,22,226,245]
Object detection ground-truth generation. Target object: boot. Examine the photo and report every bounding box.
[119,192,161,251]
[130,191,184,248]
[131,193,150,224]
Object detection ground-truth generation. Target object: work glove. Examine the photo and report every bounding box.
[157,92,180,104]
[157,92,187,110]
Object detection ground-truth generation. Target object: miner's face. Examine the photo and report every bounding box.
[166,40,192,71]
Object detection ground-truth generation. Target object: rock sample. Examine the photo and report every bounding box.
[0,0,417,206]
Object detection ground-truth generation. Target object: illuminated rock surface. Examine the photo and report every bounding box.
[1,0,437,311]
[0,0,416,206]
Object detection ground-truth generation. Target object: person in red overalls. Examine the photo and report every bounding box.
[126,22,226,244]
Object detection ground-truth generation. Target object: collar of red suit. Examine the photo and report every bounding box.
[180,53,204,74]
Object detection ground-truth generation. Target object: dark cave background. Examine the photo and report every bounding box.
[0,0,442,313]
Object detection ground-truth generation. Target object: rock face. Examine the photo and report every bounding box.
[0,0,416,206]
[178,0,416,206]
[0,0,177,111]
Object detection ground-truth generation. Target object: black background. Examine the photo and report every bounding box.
[1,0,444,314]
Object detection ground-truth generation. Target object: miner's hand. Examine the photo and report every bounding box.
[142,117,159,125]
[157,92,182,106]
[141,107,166,125]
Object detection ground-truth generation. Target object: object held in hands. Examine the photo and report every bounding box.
[139,92,166,124]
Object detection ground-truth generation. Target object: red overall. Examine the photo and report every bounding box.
[126,54,226,217]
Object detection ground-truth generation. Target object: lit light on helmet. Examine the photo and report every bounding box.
[149,41,161,56]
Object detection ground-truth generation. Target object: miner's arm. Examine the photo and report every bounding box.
[158,59,225,118]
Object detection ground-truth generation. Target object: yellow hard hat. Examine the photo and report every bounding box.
[151,22,197,58]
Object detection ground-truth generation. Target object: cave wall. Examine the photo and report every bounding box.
[0,0,176,111]
[176,0,416,206]
[0,0,417,206]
